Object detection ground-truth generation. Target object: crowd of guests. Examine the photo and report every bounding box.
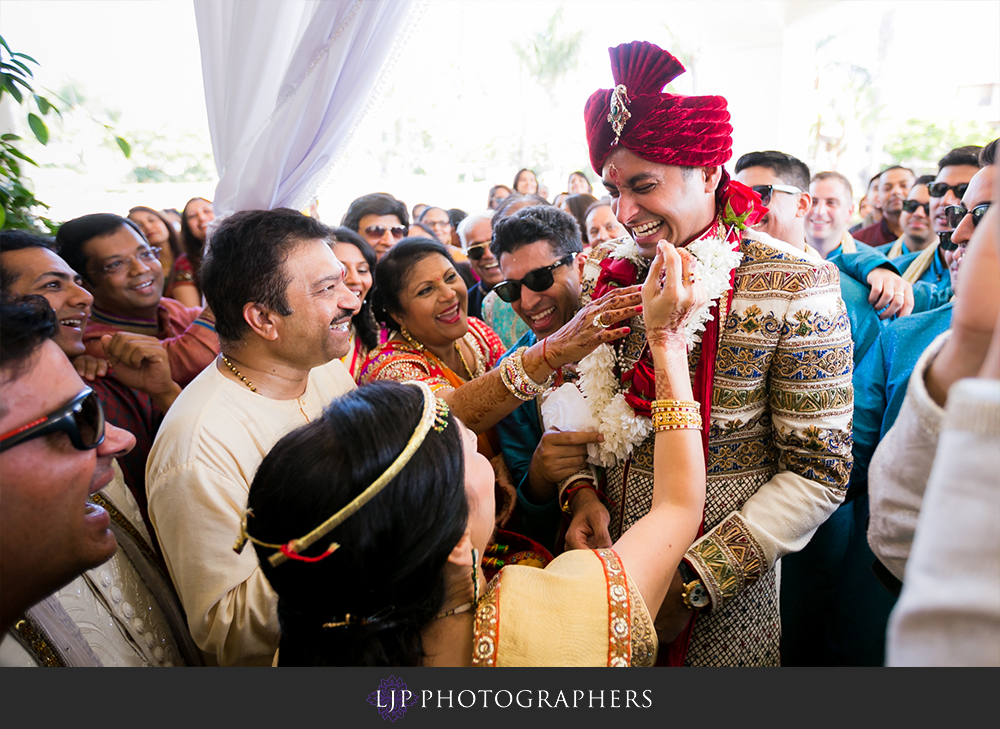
[1,41,996,668]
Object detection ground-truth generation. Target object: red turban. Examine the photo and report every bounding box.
[585,41,733,175]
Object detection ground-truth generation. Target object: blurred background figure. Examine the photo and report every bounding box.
[513,168,538,195]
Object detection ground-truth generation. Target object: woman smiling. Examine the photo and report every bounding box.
[359,238,504,391]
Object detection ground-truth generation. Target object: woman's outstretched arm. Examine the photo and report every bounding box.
[613,242,707,618]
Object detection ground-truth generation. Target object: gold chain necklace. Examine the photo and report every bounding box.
[400,327,483,381]
[221,354,256,392]
[223,354,310,423]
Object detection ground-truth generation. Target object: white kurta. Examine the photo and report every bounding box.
[146,358,355,666]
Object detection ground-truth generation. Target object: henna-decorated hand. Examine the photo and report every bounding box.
[642,242,706,348]
[544,284,643,368]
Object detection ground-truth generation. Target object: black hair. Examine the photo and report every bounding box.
[491,193,549,221]
[980,139,997,167]
[878,165,915,180]
[370,238,458,332]
[938,145,983,171]
[448,208,467,229]
[408,222,438,239]
[341,193,409,233]
[487,185,511,209]
[913,174,937,187]
[200,208,331,345]
[490,203,583,260]
[247,381,467,666]
[560,194,599,245]
[179,197,213,277]
[512,168,538,193]
[734,150,811,192]
[0,294,58,387]
[0,229,57,291]
[567,171,593,194]
[329,226,379,352]
[128,205,183,290]
[55,213,148,283]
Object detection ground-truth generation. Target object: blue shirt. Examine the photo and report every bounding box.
[494,330,563,550]
[849,302,953,497]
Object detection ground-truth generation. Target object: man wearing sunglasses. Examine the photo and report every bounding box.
[0,297,133,644]
[457,210,502,320]
[892,146,983,293]
[853,141,996,599]
[57,214,220,389]
[881,176,937,259]
[341,192,409,261]
[490,205,599,551]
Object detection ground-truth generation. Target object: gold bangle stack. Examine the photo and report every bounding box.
[500,347,554,401]
[650,399,702,431]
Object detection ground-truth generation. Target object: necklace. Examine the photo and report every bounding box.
[400,327,483,381]
[221,354,256,392]
[296,398,311,423]
[432,601,474,621]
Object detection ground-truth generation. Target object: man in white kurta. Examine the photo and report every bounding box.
[146,209,360,666]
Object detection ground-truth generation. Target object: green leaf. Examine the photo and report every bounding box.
[0,36,12,56]
[12,52,40,65]
[27,113,48,145]
[33,94,50,114]
[115,136,131,158]
[10,58,33,77]
[4,77,23,104]
[0,206,7,228]
[6,146,36,165]
[1,133,20,141]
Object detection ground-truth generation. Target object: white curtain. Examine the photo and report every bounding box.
[194,0,423,217]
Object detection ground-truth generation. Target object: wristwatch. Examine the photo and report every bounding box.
[678,561,710,611]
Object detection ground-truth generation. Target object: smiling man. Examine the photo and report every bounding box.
[570,41,854,667]
[855,166,916,247]
[56,214,220,387]
[145,208,360,667]
[0,296,135,638]
[457,210,503,319]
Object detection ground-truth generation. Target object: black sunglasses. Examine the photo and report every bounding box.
[901,199,931,215]
[944,203,990,231]
[928,182,969,199]
[465,243,491,261]
[493,254,575,303]
[363,225,408,241]
[0,388,106,453]
[750,184,802,207]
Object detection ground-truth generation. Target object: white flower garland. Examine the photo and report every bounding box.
[575,232,742,467]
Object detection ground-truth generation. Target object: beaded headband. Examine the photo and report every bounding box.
[233,380,450,567]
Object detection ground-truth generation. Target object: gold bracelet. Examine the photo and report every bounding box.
[651,410,702,431]
[651,399,700,411]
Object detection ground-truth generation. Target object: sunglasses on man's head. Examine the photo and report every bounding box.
[901,199,931,215]
[493,254,575,303]
[750,184,802,207]
[0,388,106,453]
[928,182,969,199]
[363,225,408,241]
[944,203,990,231]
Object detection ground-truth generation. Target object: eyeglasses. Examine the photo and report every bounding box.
[750,184,802,207]
[944,203,990,230]
[0,388,106,453]
[493,254,575,303]
[424,220,452,230]
[363,225,408,241]
[465,242,491,261]
[91,246,161,277]
[901,199,931,215]
[928,182,969,199]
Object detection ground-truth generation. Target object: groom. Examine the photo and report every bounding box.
[565,41,854,666]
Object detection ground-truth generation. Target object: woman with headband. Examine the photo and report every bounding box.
[240,241,707,666]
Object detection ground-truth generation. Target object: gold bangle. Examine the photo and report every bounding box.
[651,410,702,430]
[651,399,700,411]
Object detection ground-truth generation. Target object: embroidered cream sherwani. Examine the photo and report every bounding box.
[582,232,854,667]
